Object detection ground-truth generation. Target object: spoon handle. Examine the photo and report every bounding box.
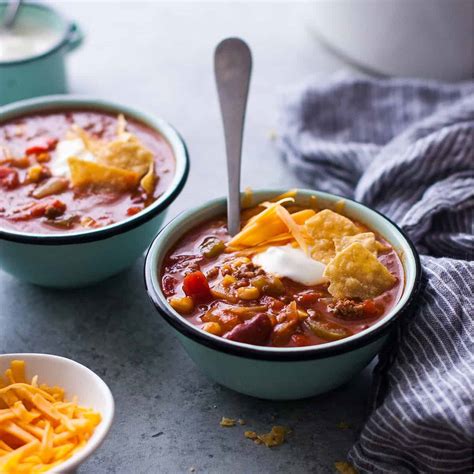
[2,0,22,29]
[214,38,252,236]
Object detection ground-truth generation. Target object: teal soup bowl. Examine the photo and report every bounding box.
[0,96,189,287]
[0,2,83,105]
[145,189,421,400]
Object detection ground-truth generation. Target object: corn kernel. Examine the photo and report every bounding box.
[26,165,43,183]
[202,322,223,336]
[251,276,267,291]
[297,309,308,319]
[237,286,260,300]
[233,257,251,267]
[222,275,236,287]
[169,296,194,314]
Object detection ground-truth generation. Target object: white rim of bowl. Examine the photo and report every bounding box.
[0,353,114,471]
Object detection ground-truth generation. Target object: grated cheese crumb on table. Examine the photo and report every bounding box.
[335,461,358,473]
[244,426,290,448]
[219,417,236,427]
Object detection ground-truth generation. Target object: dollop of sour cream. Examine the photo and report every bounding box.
[0,22,61,62]
[51,138,95,177]
[252,245,326,286]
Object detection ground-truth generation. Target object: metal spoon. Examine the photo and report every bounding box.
[1,0,21,30]
[214,37,252,236]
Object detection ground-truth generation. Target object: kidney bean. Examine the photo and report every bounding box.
[224,314,272,345]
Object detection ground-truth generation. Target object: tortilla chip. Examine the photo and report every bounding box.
[323,242,396,299]
[68,115,155,183]
[98,135,153,178]
[311,239,336,264]
[306,209,359,240]
[68,156,139,192]
[140,161,155,195]
[305,209,360,263]
[334,232,378,256]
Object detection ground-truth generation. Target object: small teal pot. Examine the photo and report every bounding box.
[145,189,421,400]
[0,96,189,288]
[0,2,83,105]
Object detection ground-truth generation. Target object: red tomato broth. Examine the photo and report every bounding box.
[161,214,405,348]
[0,110,175,234]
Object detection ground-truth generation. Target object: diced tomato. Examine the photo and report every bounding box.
[291,333,312,347]
[25,138,58,155]
[29,203,48,218]
[0,166,19,190]
[182,271,211,301]
[10,199,66,221]
[362,299,383,319]
[126,206,142,216]
[296,291,322,307]
[267,297,285,311]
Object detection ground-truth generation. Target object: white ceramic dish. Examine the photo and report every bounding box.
[0,353,114,473]
[310,0,473,81]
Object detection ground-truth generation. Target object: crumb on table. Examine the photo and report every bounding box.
[220,417,237,427]
[245,426,290,448]
[335,461,358,473]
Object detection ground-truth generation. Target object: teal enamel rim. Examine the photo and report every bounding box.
[0,95,190,245]
[145,189,422,362]
[0,2,75,66]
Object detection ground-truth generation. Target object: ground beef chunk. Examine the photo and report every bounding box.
[329,299,366,320]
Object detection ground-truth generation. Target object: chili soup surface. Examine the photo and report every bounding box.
[0,110,175,234]
[161,192,404,348]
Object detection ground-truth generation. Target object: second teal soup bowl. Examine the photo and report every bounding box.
[0,96,189,287]
[145,189,421,400]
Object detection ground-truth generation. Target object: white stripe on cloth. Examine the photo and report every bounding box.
[278,75,474,473]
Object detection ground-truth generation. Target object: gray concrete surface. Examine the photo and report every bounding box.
[0,2,373,473]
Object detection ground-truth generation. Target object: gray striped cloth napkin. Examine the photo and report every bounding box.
[278,75,474,473]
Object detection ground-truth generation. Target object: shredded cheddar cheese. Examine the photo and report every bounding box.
[0,360,101,473]
[274,204,311,255]
[227,196,315,252]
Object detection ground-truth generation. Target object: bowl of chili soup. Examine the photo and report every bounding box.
[145,189,421,400]
[0,96,189,287]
